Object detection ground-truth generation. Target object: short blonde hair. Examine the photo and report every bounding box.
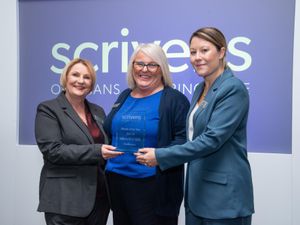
[127,43,173,89]
[60,58,96,92]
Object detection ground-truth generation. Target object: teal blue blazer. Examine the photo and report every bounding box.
[156,68,254,219]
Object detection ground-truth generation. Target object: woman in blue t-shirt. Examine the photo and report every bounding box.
[102,43,190,225]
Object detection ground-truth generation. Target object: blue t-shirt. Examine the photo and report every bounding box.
[106,91,162,178]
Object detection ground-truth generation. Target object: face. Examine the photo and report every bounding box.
[132,51,163,92]
[65,63,93,100]
[190,37,225,79]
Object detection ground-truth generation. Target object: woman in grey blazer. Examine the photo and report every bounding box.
[35,58,113,225]
[136,27,254,225]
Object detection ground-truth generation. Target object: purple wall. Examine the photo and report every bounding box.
[18,0,295,153]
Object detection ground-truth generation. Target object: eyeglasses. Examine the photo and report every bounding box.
[133,61,160,72]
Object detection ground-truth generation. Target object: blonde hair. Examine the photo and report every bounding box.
[60,58,96,92]
[127,43,173,89]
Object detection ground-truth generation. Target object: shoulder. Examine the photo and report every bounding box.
[35,96,63,121]
[120,88,131,97]
[116,88,131,103]
[218,69,248,95]
[37,92,70,110]
[87,101,106,122]
[163,86,189,103]
[221,76,248,95]
[161,87,190,113]
[37,96,59,111]
[87,101,105,113]
[216,74,249,106]
[87,100,104,111]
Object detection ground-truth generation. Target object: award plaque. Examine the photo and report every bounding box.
[115,112,146,152]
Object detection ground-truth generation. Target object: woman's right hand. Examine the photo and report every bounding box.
[101,144,123,160]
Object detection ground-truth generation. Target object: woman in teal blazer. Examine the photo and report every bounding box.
[136,27,254,225]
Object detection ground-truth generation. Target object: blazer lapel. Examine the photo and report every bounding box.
[188,68,233,123]
[88,102,109,144]
[187,82,206,123]
[207,67,233,97]
[57,92,94,143]
[188,82,205,118]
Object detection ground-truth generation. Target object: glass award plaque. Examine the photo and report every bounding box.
[115,112,146,153]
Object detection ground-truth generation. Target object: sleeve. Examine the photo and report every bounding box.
[156,81,249,170]
[35,102,102,165]
[168,92,190,146]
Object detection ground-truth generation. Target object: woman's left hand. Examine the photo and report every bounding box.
[134,148,158,167]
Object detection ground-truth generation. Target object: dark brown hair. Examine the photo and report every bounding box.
[189,27,227,67]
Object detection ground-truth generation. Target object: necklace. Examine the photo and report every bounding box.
[202,89,208,98]
[197,90,207,105]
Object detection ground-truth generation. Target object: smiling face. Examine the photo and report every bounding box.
[190,36,225,79]
[132,51,163,93]
[65,62,93,101]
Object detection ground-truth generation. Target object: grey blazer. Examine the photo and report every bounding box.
[156,68,254,219]
[35,92,108,217]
